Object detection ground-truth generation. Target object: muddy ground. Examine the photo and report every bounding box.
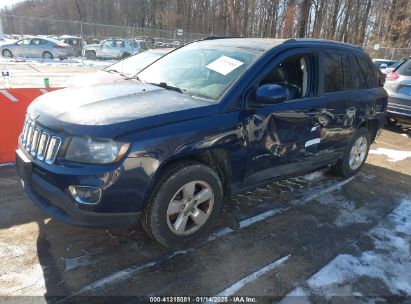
[0,123,410,304]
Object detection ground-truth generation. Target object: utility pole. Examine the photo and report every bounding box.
[74,0,85,62]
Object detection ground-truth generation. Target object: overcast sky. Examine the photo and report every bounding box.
[0,0,26,10]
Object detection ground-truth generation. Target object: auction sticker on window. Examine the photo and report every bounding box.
[206,56,244,76]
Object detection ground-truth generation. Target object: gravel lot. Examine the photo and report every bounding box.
[0,63,410,303]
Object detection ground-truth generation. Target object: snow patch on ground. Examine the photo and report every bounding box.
[369,148,411,162]
[280,199,411,301]
[317,193,377,228]
[0,56,114,68]
[303,170,326,182]
[358,172,376,181]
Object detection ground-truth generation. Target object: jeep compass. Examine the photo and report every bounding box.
[16,38,387,247]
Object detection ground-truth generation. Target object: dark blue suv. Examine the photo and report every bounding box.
[16,38,387,247]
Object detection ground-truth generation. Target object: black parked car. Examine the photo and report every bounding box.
[16,38,387,247]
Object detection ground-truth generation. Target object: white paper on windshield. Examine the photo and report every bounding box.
[206,56,244,76]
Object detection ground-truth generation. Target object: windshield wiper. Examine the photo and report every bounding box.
[150,82,191,97]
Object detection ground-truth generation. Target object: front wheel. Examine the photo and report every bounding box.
[85,50,96,60]
[332,127,371,177]
[2,49,13,58]
[142,162,223,247]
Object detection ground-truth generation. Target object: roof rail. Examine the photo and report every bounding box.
[197,35,239,41]
[284,38,363,50]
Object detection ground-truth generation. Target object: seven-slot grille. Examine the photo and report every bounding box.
[21,118,62,164]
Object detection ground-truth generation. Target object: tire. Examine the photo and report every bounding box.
[42,51,53,59]
[85,51,96,60]
[2,49,13,58]
[121,52,131,59]
[332,127,371,177]
[142,161,223,247]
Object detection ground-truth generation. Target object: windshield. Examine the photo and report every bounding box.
[137,44,262,100]
[106,51,165,77]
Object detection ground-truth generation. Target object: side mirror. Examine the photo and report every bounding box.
[254,84,287,105]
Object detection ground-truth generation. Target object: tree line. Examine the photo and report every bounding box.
[1,0,410,48]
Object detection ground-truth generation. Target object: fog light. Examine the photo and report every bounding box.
[68,186,102,205]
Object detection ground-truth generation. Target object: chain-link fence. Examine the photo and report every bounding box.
[364,46,411,61]
[0,14,206,50]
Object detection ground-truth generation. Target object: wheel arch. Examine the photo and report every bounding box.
[42,51,53,59]
[2,48,13,57]
[359,119,379,143]
[145,149,232,205]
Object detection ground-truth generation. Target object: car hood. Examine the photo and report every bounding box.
[0,43,16,49]
[28,80,217,138]
[64,70,125,87]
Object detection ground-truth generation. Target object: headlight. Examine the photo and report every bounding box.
[65,137,130,164]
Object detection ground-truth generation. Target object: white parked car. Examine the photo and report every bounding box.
[82,38,148,60]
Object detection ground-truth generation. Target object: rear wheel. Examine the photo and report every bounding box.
[142,162,223,247]
[85,50,96,60]
[121,52,131,59]
[332,127,371,177]
[42,51,53,59]
[2,49,13,58]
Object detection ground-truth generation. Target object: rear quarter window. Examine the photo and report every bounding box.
[356,56,379,88]
[396,60,411,76]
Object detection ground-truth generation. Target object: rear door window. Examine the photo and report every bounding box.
[342,55,353,90]
[351,56,368,89]
[323,53,343,93]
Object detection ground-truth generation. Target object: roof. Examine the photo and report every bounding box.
[194,37,363,52]
[194,38,286,51]
[60,35,81,39]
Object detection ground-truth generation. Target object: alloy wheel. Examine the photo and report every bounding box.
[349,136,368,170]
[166,180,214,236]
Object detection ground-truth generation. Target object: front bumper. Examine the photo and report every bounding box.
[16,149,141,228]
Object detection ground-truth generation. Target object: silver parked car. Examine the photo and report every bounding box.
[0,37,74,59]
[384,58,411,123]
[82,39,148,60]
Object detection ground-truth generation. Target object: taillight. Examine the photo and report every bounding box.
[386,72,399,80]
[53,44,65,49]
